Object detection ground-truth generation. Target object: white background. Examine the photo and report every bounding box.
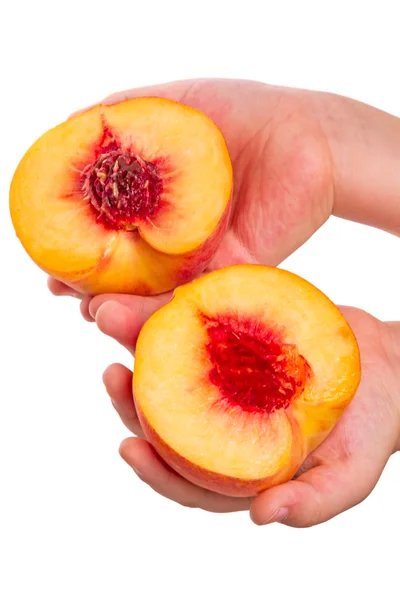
[2,1,399,599]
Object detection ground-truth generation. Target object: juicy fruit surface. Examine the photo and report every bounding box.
[203,313,312,414]
[82,150,164,230]
[9,98,232,294]
[134,265,361,496]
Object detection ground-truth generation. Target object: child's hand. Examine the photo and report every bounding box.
[84,297,400,527]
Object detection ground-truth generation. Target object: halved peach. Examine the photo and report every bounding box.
[133,265,361,497]
[9,98,232,295]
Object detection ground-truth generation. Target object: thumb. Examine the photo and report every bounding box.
[249,454,388,528]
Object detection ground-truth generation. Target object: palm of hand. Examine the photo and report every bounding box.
[161,79,334,271]
[49,80,399,526]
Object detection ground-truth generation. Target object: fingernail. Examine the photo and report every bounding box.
[262,507,289,525]
[88,302,97,319]
[131,465,143,478]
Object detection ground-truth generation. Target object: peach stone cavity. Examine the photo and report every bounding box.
[203,313,312,414]
[82,150,164,230]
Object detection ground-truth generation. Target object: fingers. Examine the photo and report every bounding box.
[102,80,200,107]
[103,362,251,512]
[79,295,95,322]
[91,293,171,353]
[67,80,200,119]
[95,301,140,353]
[47,277,82,299]
[47,277,96,323]
[102,363,144,437]
[48,275,171,348]
[250,454,387,528]
[119,437,252,513]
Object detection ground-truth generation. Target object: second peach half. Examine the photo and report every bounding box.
[133,265,361,497]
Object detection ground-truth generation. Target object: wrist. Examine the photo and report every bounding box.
[308,90,400,238]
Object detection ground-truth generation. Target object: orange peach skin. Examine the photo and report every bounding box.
[133,265,361,497]
[9,98,233,295]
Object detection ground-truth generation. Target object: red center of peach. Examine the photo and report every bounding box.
[204,315,311,414]
[82,151,163,230]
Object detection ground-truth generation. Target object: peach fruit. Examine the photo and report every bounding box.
[9,98,232,295]
[133,265,361,497]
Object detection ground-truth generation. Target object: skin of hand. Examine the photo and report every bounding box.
[48,79,400,527]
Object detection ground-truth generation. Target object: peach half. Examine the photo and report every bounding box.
[133,265,361,497]
[9,98,232,295]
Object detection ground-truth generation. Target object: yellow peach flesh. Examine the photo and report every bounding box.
[10,98,232,294]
